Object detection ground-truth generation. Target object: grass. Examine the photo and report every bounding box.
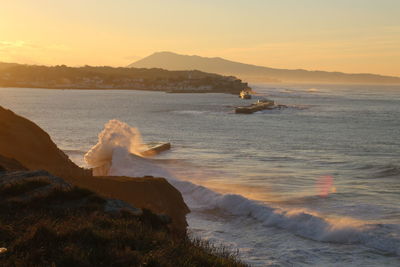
[0,179,50,197]
[0,178,246,266]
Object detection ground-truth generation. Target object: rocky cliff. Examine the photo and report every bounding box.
[0,106,88,179]
[66,175,189,235]
[0,106,189,235]
[0,164,243,266]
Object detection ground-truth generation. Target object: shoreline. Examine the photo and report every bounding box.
[0,63,250,95]
[0,105,188,235]
[0,85,241,94]
[1,85,399,265]
[0,105,247,265]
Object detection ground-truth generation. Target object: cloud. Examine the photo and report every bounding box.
[0,40,27,50]
[0,40,71,65]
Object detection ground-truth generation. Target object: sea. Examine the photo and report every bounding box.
[1,84,399,266]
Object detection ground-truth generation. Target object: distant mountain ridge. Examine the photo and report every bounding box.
[129,52,400,84]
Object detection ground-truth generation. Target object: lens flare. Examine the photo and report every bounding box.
[316,175,335,198]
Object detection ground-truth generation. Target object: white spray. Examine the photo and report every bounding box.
[84,119,148,168]
[85,119,400,256]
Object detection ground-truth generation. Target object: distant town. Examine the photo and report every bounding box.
[0,63,250,94]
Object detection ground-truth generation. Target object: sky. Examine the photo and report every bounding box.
[1,0,399,76]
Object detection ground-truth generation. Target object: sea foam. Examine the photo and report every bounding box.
[84,119,148,168]
[85,119,400,256]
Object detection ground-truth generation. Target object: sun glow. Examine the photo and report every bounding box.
[1,0,399,76]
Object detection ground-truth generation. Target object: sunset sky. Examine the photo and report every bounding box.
[1,0,399,76]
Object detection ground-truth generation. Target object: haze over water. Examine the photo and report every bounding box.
[0,84,399,266]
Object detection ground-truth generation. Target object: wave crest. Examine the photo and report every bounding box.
[86,119,400,256]
[84,119,148,168]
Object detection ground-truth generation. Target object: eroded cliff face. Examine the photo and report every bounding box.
[0,106,88,178]
[0,106,189,235]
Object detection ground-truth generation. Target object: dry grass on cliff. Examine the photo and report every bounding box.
[0,178,246,267]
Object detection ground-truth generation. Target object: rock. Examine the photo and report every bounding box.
[0,154,28,172]
[0,106,90,179]
[104,199,142,216]
[66,175,190,236]
[0,170,72,203]
[0,170,71,189]
[0,170,143,217]
[157,214,172,224]
[0,106,190,236]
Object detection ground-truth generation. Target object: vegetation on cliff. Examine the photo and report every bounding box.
[0,168,245,266]
[0,62,249,94]
[0,106,246,265]
[0,106,188,235]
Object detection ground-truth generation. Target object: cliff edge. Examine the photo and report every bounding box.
[0,165,243,266]
[0,106,189,235]
[0,106,88,178]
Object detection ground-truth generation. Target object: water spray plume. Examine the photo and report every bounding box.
[84,119,148,168]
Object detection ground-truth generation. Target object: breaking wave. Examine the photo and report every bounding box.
[84,119,149,168]
[85,119,400,256]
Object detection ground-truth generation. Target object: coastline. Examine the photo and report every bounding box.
[0,63,250,95]
[0,105,246,265]
[1,85,399,265]
[0,105,188,235]
[0,85,241,94]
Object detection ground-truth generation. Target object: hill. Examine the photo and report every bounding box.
[0,62,249,94]
[0,161,244,266]
[129,52,400,84]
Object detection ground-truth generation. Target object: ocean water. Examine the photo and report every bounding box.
[1,84,399,266]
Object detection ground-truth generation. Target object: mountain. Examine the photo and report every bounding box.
[129,52,400,84]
